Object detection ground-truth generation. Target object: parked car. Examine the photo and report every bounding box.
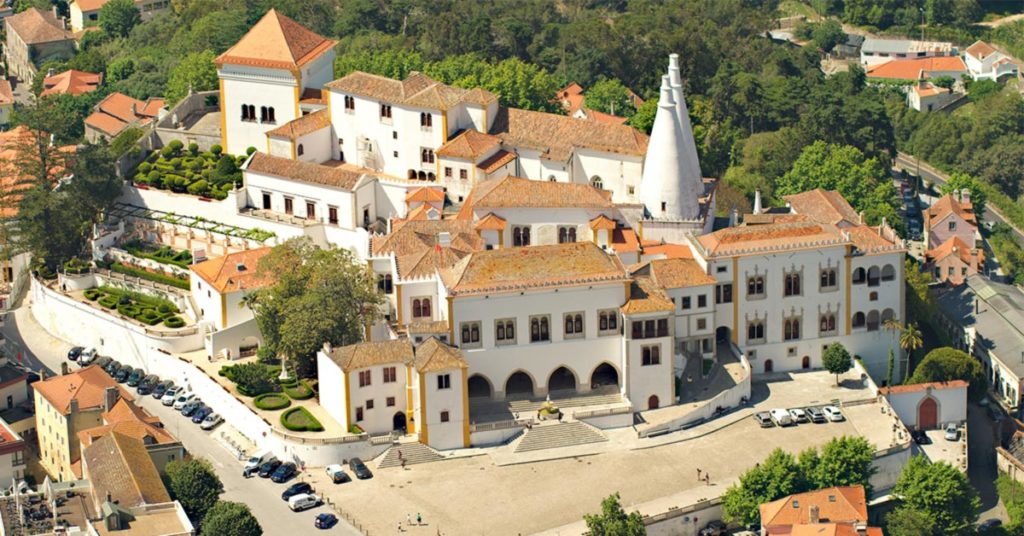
[769,408,794,427]
[67,347,83,361]
[788,408,809,423]
[325,464,351,484]
[315,513,338,529]
[911,430,931,445]
[271,462,298,483]
[180,400,204,417]
[137,375,159,395]
[753,412,774,428]
[114,367,131,383]
[104,360,121,374]
[126,369,145,387]
[699,520,727,536]
[822,406,844,422]
[281,482,312,501]
[244,450,274,477]
[805,407,826,423]
[162,387,182,406]
[172,393,195,410]
[152,381,173,399]
[199,413,223,430]
[349,458,372,479]
[258,459,282,478]
[191,406,213,424]
[93,356,112,370]
[944,423,960,441]
[287,493,320,512]
[79,348,98,365]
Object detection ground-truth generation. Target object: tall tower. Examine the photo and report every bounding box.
[638,73,701,222]
[667,54,703,186]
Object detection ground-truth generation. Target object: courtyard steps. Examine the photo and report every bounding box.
[472,390,625,419]
[513,422,608,453]
[377,441,445,469]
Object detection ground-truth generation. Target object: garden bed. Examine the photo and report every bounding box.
[281,379,315,400]
[281,407,323,432]
[253,392,291,410]
[131,141,248,199]
[121,240,193,269]
[219,362,282,397]
[109,262,190,290]
[85,286,185,328]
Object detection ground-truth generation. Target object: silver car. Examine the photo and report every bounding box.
[200,413,223,430]
[161,386,181,406]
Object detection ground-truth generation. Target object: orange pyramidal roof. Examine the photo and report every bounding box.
[216,9,337,71]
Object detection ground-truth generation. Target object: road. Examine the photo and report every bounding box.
[2,298,361,535]
[967,402,1009,525]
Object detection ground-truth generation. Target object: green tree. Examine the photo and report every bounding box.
[585,78,635,116]
[822,343,852,386]
[886,506,937,536]
[166,51,218,106]
[164,459,224,524]
[939,172,988,217]
[247,238,383,376]
[908,347,985,401]
[899,323,924,375]
[886,348,896,387]
[99,0,141,38]
[893,456,979,535]
[199,501,262,536]
[583,493,646,536]
[811,20,845,53]
[722,449,802,525]
[335,49,427,80]
[628,99,657,134]
[811,436,876,494]
[227,362,278,396]
[107,57,136,83]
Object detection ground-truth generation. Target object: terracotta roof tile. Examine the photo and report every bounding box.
[646,258,715,289]
[489,107,648,161]
[760,486,868,529]
[79,399,177,448]
[71,0,109,13]
[477,149,516,174]
[879,379,968,395]
[0,80,12,106]
[697,222,846,257]
[589,214,617,230]
[41,69,102,97]
[612,227,641,253]
[86,92,163,137]
[326,71,497,111]
[926,236,981,265]
[216,9,336,70]
[405,320,449,335]
[371,219,485,259]
[641,243,693,259]
[83,431,170,508]
[621,276,675,314]
[441,241,629,297]
[784,189,860,227]
[190,247,273,293]
[324,339,414,372]
[581,108,628,125]
[246,152,363,190]
[405,186,445,203]
[413,337,467,372]
[266,109,330,140]
[396,243,474,280]
[5,8,72,45]
[0,126,75,217]
[436,129,501,160]
[468,176,613,209]
[474,213,507,231]
[791,524,883,536]
[32,365,133,415]
[866,56,967,80]
[401,203,437,221]
[925,194,976,228]
[966,40,998,60]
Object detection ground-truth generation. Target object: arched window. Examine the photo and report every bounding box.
[784,317,801,341]
[820,268,837,289]
[784,273,801,296]
[297,144,304,156]
[513,226,530,247]
[564,313,583,336]
[427,172,435,181]
[417,171,426,180]
[867,310,880,331]
[747,276,765,297]
[421,298,431,318]
[802,356,811,369]
[599,311,617,331]
[267,107,275,123]
[881,264,896,282]
[383,274,393,294]
[867,266,880,287]
[852,312,866,328]
[421,149,435,164]
[420,113,432,127]
[853,267,866,284]
[820,313,836,333]
[747,321,765,342]
[881,308,895,324]
[412,299,422,318]
[241,104,250,121]
[412,298,431,319]
[260,106,267,122]
[408,170,417,179]
[548,176,557,182]
[531,316,550,342]
[591,176,603,190]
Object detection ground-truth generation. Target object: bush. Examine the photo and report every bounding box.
[158,303,173,314]
[138,162,152,174]
[253,392,291,410]
[349,424,364,435]
[168,139,183,152]
[281,407,323,432]
[188,142,199,156]
[283,380,315,400]
[187,179,209,197]
[163,316,185,328]
[110,263,190,290]
[222,362,280,397]
[211,144,223,156]
[84,289,102,300]
[246,146,257,156]
[98,296,118,309]
[63,257,91,275]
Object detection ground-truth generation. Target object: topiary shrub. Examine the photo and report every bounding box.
[157,303,172,314]
[163,316,185,328]
[210,144,223,156]
[253,392,291,410]
[188,142,199,156]
[246,146,257,156]
[187,179,209,196]
[98,296,118,309]
[84,289,102,300]
[138,162,152,175]
[281,407,323,432]
[283,380,314,400]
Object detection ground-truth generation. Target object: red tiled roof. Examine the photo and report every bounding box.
[490,106,648,161]
[925,194,975,228]
[474,213,507,231]
[926,236,980,265]
[879,380,968,395]
[405,186,445,204]
[646,258,715,289]
[784,189,860,227]
[216,9,337,70]
[191,247,273,293]
[246,152,363,190]
[965,40,998,61]
[866,56,967,80]
[41,69,102,97]
[327,71,497,111]
[436,129,501,160]
[5,8,72,45]
[477,149,516,174]
[468,176,613,209]
[621,276,675,314]
[265,109,330,140]
[761,486,868,529]
[85,92,163,137]
[32,365,132,415]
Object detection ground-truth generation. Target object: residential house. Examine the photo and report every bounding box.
[0,79,12,128]
[40,69,103,97]
[834,33,865,59]
[84,92,165,141]
[0,416,26,486]
[555,81,641,123]
[760,486,881,536]
[435,129,515,202]
[0,359,32,434]
[923,191,977,250]
[865,56,968,81]
[925,235,983,285]
[77,397,184,473]
[907,80,960,112]
[31,365,131,481]
[69,0,171,32]
[860,38,955,66]
[879,380,967,430]
[3,8,75,82]
[190,247,271,331]
[964,40,1019,81]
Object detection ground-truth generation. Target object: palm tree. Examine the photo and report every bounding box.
[899,322,924,376]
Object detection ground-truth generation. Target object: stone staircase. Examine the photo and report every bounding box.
[513,422,608,453]
[377,441,445,469]
[472,389,625,420]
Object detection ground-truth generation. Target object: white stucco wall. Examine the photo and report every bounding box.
[884,385,967,429]
[220,65,300,156]
[417,367,467,450]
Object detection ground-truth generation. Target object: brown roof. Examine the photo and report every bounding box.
[925,194,976,228]
[324,339,414,372]
[246,152,363,190]
[865,56,967,80]
[582,108,629,125]
[641,242,693,260]
[477,149,516,174]
[589,214,617,230]
[405,320,449,335]
[966,40,998,60]
[697,222,847,257]
[468,176,613,209]
[371,219,485,259]
[216,9,336,70]
[760,486,868,529]
[85,92,163,137]
[326,71,498,111]
[621,276,675,315]
[78,399,177,448]
[474,212,507,231]
[191,247,272,293]
[879,379,968,395]
[791,524,883,536]
[396,243,474,280]
[784,189,860,227]
[845,225,901,253]
[489,106,648,161]
[646,258,715,289]
[436,130,501,160]
[413,337,467,372]
[612,227,641,253]
[41,69,102,97]
[0,126,75,217]
[33,365,132,415]
[441,241,629,297]
[265,109,330,140]
[5,8,72,45]
[926,236,981,266]
[83,431,171,508]
[71,0,110,13]
[0,80,13,106]
[405,186,445,203]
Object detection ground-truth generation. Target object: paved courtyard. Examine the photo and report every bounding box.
[313,370,894,536]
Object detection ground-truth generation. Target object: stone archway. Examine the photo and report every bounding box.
[505,371,534,399]
[548,366,577,394]
[468,374,492,399]
[393,411,407,432]
[590,363,619,390]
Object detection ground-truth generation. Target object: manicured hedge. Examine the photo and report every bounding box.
[281,407,323,432]
[98,296,118,309]
[163,316,185,328]
[111,262,190,290]
[253,393,291,410]
[283,380,315,400]
[84,289,102,300]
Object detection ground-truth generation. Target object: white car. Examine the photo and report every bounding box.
[944,423,960,441]
[161,386,181,406]
[287,493,320,512]
[769,408,793,426]
[200,413,223,430]
[173,393,196,410]
[79,348,98,365]
[788,408,808,423]
[822,406,844,422]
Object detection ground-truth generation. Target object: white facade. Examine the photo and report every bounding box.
[965,42,1019,81]
[881,382,967,430]
[413,366,467,451]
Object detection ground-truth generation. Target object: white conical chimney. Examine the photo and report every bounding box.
[667,54,704,189]
[639,74,700,222]
[754,189,763,215]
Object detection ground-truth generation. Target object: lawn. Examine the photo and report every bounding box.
[122,240,193,269]
[84,286,185,328]
[281,407,324,432]
[132,140,247,199]
[254,392,291,410]
[107,262,190,290]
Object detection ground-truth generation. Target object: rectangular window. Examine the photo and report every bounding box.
[657,318,669,337]
[380,103,392,121]
[344,95,354,111]
[460,321,481,348]
[530,315,551,342]
[358,370,371,387]
[366,399,374,410]
[440,410,450,423]
[697,295,707,308]
[716,283,733,304]
[495,318,516,345]
[284,197,293,215]
[261,192,271,210]
[716,266,727,273]
[386,397,396,407]
[682,296,691,310]
[459,169,468,180]
[437,374,451,390]
[598,310,618,335]
[383,366,397,383]
[328,206,338,225]
[356,407,363,421]
[948,221,956,231]
[642,345,661,366]
[697,318,707,330]
[444,167,453,178]
[305,201,315,220]
[563,312,584,339]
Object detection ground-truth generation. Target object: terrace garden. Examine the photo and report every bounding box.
[131,141,250,199]
[122,240,193,269]
[281,407,324,432]
[83,286,186,328]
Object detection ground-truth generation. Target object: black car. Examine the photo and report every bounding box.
[126,369,145,387]
[911,430,931,445]
[67,347,84,361]
[104,360,121,375]
[93,356,112,369]
[152,381,173,399]
[137,375,159,395]
[271,462,297,483]
[114,366,131,383]
[281,482,312,500]
[258,459,282,478]
[349,458,372,480]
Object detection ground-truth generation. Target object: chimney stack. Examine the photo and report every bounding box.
[854,522,868,536]
[60,362,69,375]
[808,505,820,524]
[730,206,738,227]
[103,386,119,413]
[753,189,763,215]
[960,188,971,205]
[438,232,451,249]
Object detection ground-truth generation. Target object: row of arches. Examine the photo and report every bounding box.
[852,264,896,286]
[852,308,895,331]
[467,363,620,400]
[407,170,437,181]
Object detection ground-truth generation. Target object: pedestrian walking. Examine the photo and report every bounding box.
[398,450,404,461]
[407,513,412,525]
[417,513,422,525]
[398,521,403,533]
[696,468,702,481]
[705,473,711,485]
[401,459,407,470]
